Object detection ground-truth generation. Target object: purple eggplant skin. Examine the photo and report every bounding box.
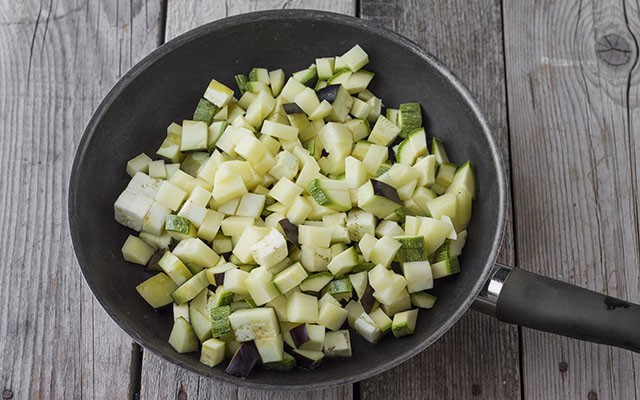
[292,349,324,369]
[146,249,164,271]
[279,219,300,247]
[370,179,402,205]
[225,341,260,378]
[283,103,305,114]
[360,285,377,314]
[289,324,311,348]
[317,84,340,103]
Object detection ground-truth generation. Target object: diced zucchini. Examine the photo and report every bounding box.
[391,309,419,337]
[272,262,308,294]
[326,246,358,276]
[126,153,152,177]
[396,128,428,165]
[431,137,449,164]
[250,229,288,268]
[262,351,297,371]
[136,272,179,308]
[341,44,369,72]
[255,335,284,363]
[189,305,213,342]
[381,288,411,317]
[234,74,249,94]
[354,312,383,344]
[358,179,402,218]
[249,67,270,83]
[368,115,401,146]
[431,256,461,279]
[369,308,393,333]
[245,266,280,306]
[122,235,155,265]
[323,278,353,301]
[211,305,232,339]
[398,102,422,138]
[193,98,218,125]
[318,302,349,331]
[299,272,334,293]
[269,69,285,97]
[307,178,351,212]
[200,338,226,367]
[410,292,437,309]
[287,291,319,324]
[172,238,220,270]
[323,330,352,357]
[402,261,433,293]
[228,307,280,342]
[169,317,199,353]
[203,79,234,108]
[158,251,193,285]
[299,245,332,272]
[171,270,209,305]
[292,65,318,87]
[223,268,250,296]
[369,236,402,268]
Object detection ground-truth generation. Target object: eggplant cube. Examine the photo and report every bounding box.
[225,341,259,377]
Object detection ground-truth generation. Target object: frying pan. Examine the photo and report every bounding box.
[68,10,640,390]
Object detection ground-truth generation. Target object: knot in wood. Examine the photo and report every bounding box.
[1,390,13,399]
[596,34,632,66]
[471,384,481,396]
[559,361,568,372]
[588,390,598,400]
[177,386,187,400]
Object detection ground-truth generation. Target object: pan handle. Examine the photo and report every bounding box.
[473,264,640,353]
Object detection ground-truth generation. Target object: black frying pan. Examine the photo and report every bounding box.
[68,10,640,391]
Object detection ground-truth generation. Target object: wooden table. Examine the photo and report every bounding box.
[1,0,639,398]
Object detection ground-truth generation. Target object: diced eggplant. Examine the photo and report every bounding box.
[371,179,402,205]
[289,323,311,348]
[278,218,300,247]
[292,349,324,369]
[282,102,305,115]
[317,84,340,103]
[323,330,352,357]
[360,287,377,314]
[225,341,260,377]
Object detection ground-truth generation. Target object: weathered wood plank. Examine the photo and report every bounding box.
[504,0,640,398]
[360,0,521,399]
[139,1,355,399]
[0,0,162,399]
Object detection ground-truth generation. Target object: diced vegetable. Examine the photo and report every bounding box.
[116,45,476,375]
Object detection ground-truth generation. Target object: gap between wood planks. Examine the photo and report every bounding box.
[498,0,523,398]
[127,5,168,400]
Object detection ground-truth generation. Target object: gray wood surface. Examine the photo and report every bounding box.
[358,1,521,399]
[139,1,355,399]
[0,0,161,399]
[504,0,640,399]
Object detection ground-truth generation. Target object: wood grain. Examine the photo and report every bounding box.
[504,0,640,398]
[359,0,521,399]
[0,0,162,399]
[139,1,355,399]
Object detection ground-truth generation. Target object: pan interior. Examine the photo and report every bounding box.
[69,11,505,390]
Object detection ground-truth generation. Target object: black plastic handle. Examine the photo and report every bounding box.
[495,268,640,353]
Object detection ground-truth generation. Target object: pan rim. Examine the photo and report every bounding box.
[68,9,507,391]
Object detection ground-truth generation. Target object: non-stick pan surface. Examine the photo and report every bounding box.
[69,10,506,390]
